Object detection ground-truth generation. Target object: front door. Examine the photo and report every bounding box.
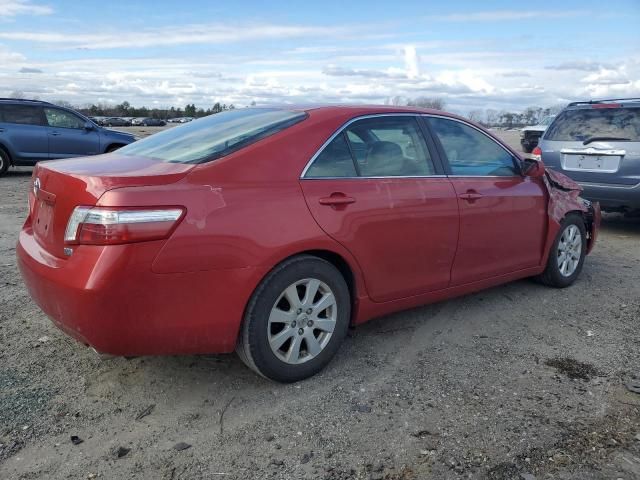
[44,108,100,159]
[426,116,547,285]
[300,115,459,302]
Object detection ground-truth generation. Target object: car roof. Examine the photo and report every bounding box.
[0,98,54,106]
[566,98,640,110]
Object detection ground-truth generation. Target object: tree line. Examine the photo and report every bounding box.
[78,101,236,119]
[387,96,566,128]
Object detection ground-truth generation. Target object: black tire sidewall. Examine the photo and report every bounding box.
[244,257,350,382]
[0,149,8,175]
[545,215,587,287]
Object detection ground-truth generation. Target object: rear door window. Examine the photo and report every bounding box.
[428,117,518,176]
[545,107,640,142]
[0,104,45,125]
[345,116,435,176]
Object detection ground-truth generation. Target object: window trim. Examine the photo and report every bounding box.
[300,113,443,179]
[422,114,524,178]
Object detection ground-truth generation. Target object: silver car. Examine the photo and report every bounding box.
[536,98,640,212]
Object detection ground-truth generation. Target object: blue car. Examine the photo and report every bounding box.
[0,98,136,176]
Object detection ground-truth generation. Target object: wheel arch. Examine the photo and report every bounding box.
[250,247,365,327]
[104,143,126,153]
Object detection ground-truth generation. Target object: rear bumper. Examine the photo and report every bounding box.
[578,181,640,211]
[17,226,267,355]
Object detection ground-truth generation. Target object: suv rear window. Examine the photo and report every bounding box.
[545,107,640,142]
[118,108,307,164]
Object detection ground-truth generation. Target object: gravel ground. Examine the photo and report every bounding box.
[1,130,639,480]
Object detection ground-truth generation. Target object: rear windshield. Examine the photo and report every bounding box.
[545,107,640,142]
[118,108,307,164]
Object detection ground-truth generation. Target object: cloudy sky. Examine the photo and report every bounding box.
[0,0,639,113]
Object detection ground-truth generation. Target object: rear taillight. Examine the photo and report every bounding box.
[531,146,542,161]
[64,207,185,245]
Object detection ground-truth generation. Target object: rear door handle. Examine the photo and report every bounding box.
[49,132,61,136]
[318,193,356,207]
[459,191,483,202]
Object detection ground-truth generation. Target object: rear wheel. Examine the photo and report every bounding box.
[0,148,9,177]
[537,214,587,288]
[237,255,350,382]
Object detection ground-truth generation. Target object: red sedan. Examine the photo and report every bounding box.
[17,106,600,382]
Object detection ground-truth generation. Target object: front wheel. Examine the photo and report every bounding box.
[0,148,9,177]
[237,255,350,382]
[537,214,587,288]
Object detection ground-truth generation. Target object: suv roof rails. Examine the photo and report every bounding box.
[568,98,640,107]
[0,98,53,105]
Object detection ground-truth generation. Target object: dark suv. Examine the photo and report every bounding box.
[0,99,136,177]
[536,98,640,212]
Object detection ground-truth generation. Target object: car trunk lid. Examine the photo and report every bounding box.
[541,139,640,186]
[29,154,194,258]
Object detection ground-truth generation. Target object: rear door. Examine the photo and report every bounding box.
[0,104,48,164]
[44,107,101,159]
[426,115,547,285]
[540,105,640,186]
[300,114,459,303]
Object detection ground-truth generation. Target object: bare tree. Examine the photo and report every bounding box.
[406,97,446,110]
[467,109,484,124]
[9,90,25,99]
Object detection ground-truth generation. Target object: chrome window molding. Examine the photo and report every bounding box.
[300,113,430,179]
[302,175,448,180]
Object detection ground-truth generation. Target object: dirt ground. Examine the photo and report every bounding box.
[1,129,639,480]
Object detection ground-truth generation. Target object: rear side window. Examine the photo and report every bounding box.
[545,108,640,142]
[428,117,518,176]
[118,108,307,164]
[305,133,357,178]
[0,104,45,126]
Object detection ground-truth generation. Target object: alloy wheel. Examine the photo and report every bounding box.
[557,224,582,277]
[268,278,337,364]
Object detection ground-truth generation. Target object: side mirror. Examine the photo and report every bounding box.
[84,122,95,130]
[522,157,545,178]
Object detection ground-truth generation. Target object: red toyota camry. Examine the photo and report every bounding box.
[17,105,600,382]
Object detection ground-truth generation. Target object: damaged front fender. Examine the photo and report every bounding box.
[543,168,601,256]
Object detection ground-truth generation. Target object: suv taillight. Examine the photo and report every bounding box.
[64,206,185,245]
[531,146,542,161]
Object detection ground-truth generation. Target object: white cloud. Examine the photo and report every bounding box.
[0,0,52,17]
[0,23,361,49]
[427,10,585,22]
[403,45,420,80]
[0,44,24,62]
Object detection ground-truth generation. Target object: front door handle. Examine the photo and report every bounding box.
[318,193,356,207]
[459,190,483,202]
[49,132,61,136]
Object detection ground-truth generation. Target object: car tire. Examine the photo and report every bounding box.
[536,214,587,288]
[237,255,351,382]
[0,148,9,177]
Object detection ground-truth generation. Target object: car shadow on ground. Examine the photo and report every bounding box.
[600,212,640,236]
